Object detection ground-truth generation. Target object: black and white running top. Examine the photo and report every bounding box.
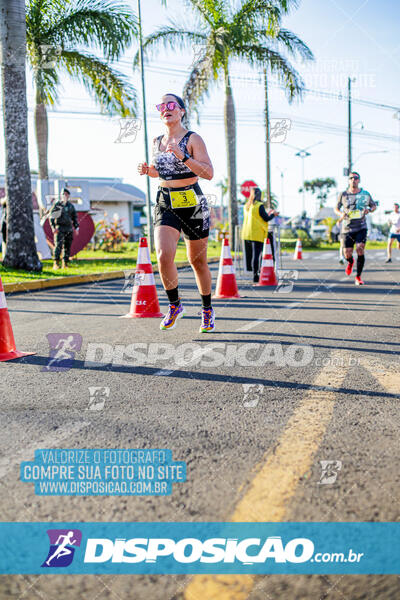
[152,131,196,181]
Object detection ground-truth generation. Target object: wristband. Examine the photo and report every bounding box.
[182,151,191,163]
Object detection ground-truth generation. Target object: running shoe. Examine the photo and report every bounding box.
[160,303,185,330]
[199,307,215,333]
[339,258,344,265]
[355,276,364,285]
[345,261,354,276]
[385,258,392,263]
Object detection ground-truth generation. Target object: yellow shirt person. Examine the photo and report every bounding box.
[241,187,278,283]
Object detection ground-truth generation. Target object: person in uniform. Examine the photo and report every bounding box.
[49,188,79,269]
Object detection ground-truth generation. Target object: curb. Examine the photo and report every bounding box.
[3,257,221,294]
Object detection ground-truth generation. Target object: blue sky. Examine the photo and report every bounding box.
[1,0,400,220]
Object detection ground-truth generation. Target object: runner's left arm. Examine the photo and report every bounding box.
[364,194,377,215]
[180,134,214,180]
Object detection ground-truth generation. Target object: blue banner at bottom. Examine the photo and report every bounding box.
[0,522,398,574]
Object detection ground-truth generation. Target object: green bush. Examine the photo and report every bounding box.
[280,228,322,249]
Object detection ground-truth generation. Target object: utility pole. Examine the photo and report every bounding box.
[264,68,271,209]
[137,0,154,252]
[348,77,353,175]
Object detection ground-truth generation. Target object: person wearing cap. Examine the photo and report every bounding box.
[241,187,279,283]
[49,188,79,269]
[138,93,215,333]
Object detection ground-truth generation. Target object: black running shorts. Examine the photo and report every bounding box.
[154,183,210,240]
[342,228,367,248]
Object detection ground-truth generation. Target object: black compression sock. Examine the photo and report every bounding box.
[347,256,354,265]
[201,294,212,309]
[166,287,180,305]
[356,254,365,276]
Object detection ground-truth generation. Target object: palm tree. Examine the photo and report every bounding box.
[26,0,139,180]
[139,0,313,244]
[0,0,41,271]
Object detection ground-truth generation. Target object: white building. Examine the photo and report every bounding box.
[0,175,147,241]
[66,177,146,240]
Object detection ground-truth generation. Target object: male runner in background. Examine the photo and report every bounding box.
[335,171,376,285]
[386,202,400,263]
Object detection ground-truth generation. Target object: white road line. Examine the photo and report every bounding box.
[0,421,91,479]
[236,318,270,332]
[285,301,303,309]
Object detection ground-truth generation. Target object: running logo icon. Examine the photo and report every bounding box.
[318,460,342,485]
[41,529,82,567]
[42,333,82,372]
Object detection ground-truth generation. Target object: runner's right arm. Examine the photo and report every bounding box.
[335,193,346,221]
[138,162,159,177]
[137,137,160,178]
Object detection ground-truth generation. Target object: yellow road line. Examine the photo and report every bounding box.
[358,358,399,395]
[184,350,348,600]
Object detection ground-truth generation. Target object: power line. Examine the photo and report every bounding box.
[10,106,397,145]
[139,61,400,112]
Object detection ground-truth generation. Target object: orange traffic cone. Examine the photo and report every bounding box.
[0,276,35,361]
[121,237,163,318]
[293,238,303,260]
[257,237,277,286]
[213,237,241,299]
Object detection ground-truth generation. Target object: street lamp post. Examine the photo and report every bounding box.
[275,167,285,216]
[137,0,154,252]
[353,150,389,166]
[296,149,310,212]
[284,142,323,214]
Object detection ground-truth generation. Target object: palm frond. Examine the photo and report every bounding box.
[187,0,228,23]
[232,0,282,33]
[133,24,207,66]
[42,0,137,60]
[60,50,137,116]
[182,0,215,27]
[235,43,305,100]
[33,66,60,105]
[183,50,216,120]
[260,27,314,61]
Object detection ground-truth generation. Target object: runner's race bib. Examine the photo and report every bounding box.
[170,189,198,209]
[348,209,362,219]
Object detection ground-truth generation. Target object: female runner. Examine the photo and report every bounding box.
[138,93,215,332]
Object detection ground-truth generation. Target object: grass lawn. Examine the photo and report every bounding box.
[0,240,221,285]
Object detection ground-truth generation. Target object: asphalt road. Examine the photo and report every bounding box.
[0,249,399,600]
